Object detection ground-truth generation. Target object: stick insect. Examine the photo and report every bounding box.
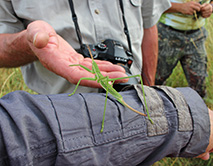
[69,45,153,132]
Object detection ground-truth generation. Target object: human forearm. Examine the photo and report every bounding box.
[0,86,210,165]
[164,3,184,13]
[0,30,37,68]
[164,2,201,15]
[142,25,158,86]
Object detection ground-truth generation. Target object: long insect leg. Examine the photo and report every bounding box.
[69,64,96,96]
[108,75,153,124]
[137,75,153,124]
[69,77,96,96]
[69,64,93,73]
[100,77,110,133]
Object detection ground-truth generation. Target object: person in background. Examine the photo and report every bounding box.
[155,0,213,97]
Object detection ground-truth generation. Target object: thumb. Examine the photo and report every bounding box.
[32,32,49,48]
[199,152,210,160]
[26,20,56,49]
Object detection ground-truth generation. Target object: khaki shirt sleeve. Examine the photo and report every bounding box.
[142,0,171,28]
[0,0,24,33]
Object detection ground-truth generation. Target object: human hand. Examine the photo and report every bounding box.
[196,109,213,160]
[26,20,128,88]
[179,1,201,15]
[200,3,213,18]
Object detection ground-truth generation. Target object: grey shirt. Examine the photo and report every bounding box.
[0,0,171,94]
[0,86,210,166]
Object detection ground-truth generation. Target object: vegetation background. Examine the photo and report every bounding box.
[0,17,213,166]
[153,14,213,166]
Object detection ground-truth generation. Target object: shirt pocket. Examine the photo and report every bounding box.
[123,0,143,43]
[129,0,142,7]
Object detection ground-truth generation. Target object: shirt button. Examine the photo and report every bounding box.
[94,9,100,15]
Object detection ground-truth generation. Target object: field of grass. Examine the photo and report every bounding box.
[0,18,213,166]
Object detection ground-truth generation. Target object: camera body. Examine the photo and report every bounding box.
[80,39,133,66]
[78,39,138,90]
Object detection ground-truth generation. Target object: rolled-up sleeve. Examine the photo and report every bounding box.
[176,87,210,157]
[0,86,210,166]
[142,0,171,28]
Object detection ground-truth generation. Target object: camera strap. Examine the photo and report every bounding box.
[118,0,132,53]
[68,0,83,46]
[68,0,132,53]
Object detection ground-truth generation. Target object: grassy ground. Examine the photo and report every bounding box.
[0,68,37,97]
[0,17,213,166]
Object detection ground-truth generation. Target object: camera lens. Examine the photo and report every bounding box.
[97,43,107,50]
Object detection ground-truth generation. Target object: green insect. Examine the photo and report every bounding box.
[69,45,153,132]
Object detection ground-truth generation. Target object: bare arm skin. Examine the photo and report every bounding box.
[141,25,158,86]
[163,2,212,18]
[164,2,201,15]
[196,109,213,160]
[0,31,37,67]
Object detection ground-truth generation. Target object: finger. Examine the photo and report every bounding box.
[193,6,201,12]
[83,57,130,67]
[197,152,210,160]
[201,4,211,12]
[201,3,209,9]
[80,60,126,73]
[84,58,112,64]
[81,59,112,70]
[77,71,128,88]
[191,2,202,11]
[27,20,58,49]
[33,32,49,48]
[99,64,126,73]
[66,63,129,88]
[102,71,129,83]
[66,68,102,88]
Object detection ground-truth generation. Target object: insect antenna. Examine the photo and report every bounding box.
[86,45,94,60]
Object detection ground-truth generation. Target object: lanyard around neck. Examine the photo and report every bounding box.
[68,0,133,54]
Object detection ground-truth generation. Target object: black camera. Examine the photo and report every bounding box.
[78,39,138,90]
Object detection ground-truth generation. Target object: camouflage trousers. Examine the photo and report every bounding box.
[155,22,208,97]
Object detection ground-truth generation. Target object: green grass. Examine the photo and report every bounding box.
[0,17,213,165]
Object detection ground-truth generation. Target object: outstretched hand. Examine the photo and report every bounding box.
[196,109,213,160]
[26,21,128,88]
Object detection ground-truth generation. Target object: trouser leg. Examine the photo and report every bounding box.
[155,23,182,85]
[181,27,208,97]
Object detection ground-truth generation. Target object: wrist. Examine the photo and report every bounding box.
[14,30,37,59]
[1,31,37,67]
[167,3,184,14]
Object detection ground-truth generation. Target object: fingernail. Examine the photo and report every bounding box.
[33,32,39,46]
